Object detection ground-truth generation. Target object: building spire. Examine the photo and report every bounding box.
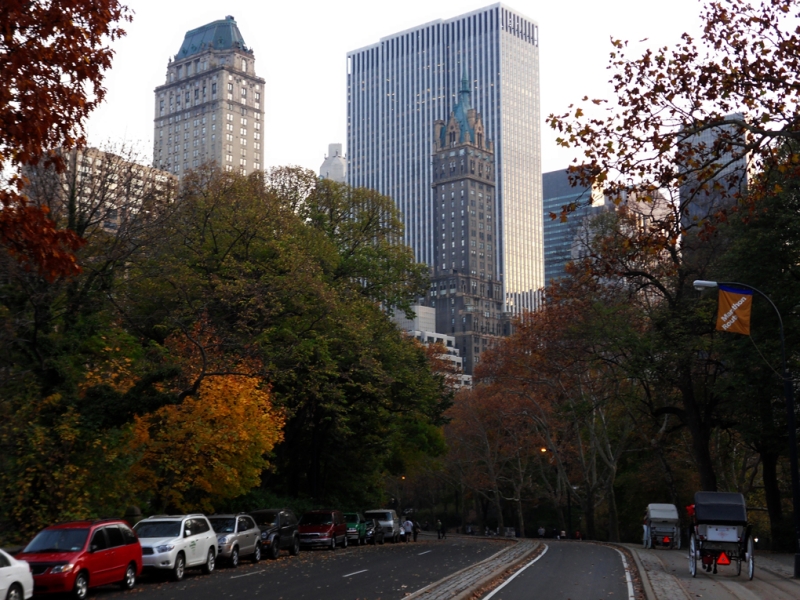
[459,67,471,111]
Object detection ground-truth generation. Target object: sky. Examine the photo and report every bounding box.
[85,0,707,175]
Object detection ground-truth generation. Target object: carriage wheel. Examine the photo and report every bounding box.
[689,534,697,577]
[642,525,649,549]
[736,558,742,576]
[747,537,755,580]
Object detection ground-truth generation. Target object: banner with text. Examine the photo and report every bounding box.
[716,285,753,335]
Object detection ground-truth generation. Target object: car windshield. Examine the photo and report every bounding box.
[208,518,235,533]
[299,513,333,526]
[250,511,278,526]
[24,528,89,553]
[344,514,359,522]
[134,521,182,538]
[365,512,391,521]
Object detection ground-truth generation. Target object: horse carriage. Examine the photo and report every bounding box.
[688,491,754,580]
[642,503,680,549]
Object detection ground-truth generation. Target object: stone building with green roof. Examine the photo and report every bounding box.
[153,15,265,179]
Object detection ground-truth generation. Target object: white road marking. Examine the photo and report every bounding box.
[483,544,549,600]
[343,569,368,578]
[418,550,432,555]
[230,569,266,579]
[613,548,636,600]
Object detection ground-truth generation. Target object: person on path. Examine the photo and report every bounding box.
[436,519,443,539]
[413,521,420,542]
[439,520,447,539]
[403,517,413,542]
[538,526,545,538]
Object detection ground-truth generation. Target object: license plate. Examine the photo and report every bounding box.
[707,526,737,542]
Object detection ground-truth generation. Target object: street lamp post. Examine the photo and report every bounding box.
[694,279,800,578]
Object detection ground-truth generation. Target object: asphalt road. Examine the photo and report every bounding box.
[483,541,633,600]
[85,536,506,600]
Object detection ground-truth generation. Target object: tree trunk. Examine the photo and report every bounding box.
[606,479,620,542]
[516,498,525,538]
[681,382,718,491]
[494,490,505,536]
[761,451,784,550]
[585,488,596,540]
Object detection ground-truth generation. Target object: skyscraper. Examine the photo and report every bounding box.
[347,4,542,315]
[153,16,265,179]
[319,143,347,183]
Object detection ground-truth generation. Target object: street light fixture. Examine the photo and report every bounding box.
[694,279,800,578]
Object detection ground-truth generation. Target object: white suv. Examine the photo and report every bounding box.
[134,515,217,581]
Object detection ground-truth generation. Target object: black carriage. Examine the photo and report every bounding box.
[688,491,754,580]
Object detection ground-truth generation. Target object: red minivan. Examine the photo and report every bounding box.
[16,519,142,599]
[297,510,348,550]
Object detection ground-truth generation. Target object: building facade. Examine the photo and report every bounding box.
[153,16,265,179]
[319,143,347,182]
[422,75,506,375]
[347,4,542,315]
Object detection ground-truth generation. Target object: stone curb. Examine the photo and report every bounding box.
[603,542,658,600]
[405,539,540,600]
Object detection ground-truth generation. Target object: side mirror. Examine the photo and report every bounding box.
[90,545,98,553]
[184,529,191,538]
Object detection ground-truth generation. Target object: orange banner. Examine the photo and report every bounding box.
[716,286,753,335]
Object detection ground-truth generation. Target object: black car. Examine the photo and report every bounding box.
[249,508,300,558]
[364,518,385,545]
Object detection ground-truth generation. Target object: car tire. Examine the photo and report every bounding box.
[379,535,385,545]
[72,572,89,600]
[269,538,280,560]
[201,547,215,575]
[252,543,261,563]
[120,562,137,590]
[330,537,336,551]
[290,536,300,556]
[173,553,186,582]
[6,583,23,600]
[230,546,239,568]
[342,535,348,549]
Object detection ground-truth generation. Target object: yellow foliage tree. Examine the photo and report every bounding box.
[130,375,284,513]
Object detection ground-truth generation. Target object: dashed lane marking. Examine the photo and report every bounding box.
[343,569,368,578]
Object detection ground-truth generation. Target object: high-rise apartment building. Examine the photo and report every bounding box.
[153,16,265,179]
[347,4,542,315]
[319,143,347,183]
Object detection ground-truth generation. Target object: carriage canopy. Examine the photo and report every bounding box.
[694,492,747,524]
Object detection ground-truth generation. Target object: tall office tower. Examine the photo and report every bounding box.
[543,169,599,284]
[153,16,265,179]
[319,143,347,182]
[347,4,542,315]
[425,77,506,375]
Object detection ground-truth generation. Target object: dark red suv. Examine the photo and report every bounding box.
[298,510,348,550]
[16,519,142,599]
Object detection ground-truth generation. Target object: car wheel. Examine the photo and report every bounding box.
[201,547,215,574]
[252,543,262,563]
[290,536,300,556]
[379,534,385,545]
[269,538,280,560]
[120,562,137,590]
[230,546,239,568]
[72,572,89,600]
[342,535,348,549]
[6,583,23,600]
[173,553,186,581]
[330,536,336,551]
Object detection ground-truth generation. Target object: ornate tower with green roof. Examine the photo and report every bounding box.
[153,16,265,179]
[429,75,507,375]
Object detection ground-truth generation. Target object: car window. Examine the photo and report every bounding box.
[119,524,137,545]
[194,518,210,534]
[251,511,279,526]
[0,553,9,568]
[24,528,89,553]
[299,513,333,525]
[91,529,109,551]
[208,518,235,533]
[134,521,182,539]
[237,517,251,531]
[366,511,391,521]
[105,526,125,548]
[283,512,297,526]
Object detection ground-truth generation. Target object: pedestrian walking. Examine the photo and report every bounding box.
[403,517,413,542]
[537,525,545,538]
[413,521,420,542]
[439,520,447,539]
[436,519,443,539]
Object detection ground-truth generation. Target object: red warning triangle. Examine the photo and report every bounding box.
[717,552,731,565]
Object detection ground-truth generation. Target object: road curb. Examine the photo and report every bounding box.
[405,539,540,600]
[603,542,657,600]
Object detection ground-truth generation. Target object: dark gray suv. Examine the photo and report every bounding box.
[249,508,300,559]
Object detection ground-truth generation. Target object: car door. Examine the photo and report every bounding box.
[237,517,255,555]
[0,551,11,598]
[183,519,199,565]
[192,517,214,563]
[104,526,127,582]
[85,528,115,586]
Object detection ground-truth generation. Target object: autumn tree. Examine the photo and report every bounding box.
[1,0,131,279]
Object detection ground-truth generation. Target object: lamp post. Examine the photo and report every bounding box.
[694,279,800,578]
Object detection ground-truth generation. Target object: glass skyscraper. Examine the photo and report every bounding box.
[347,4,542,314]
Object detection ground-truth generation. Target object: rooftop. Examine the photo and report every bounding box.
[175,15,251,60]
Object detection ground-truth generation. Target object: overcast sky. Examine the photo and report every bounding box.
[85,0,707,174]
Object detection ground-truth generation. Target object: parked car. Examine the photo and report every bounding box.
[363,518,385,546]
[364,509,401,543]
[207,514,262,567]
[344,513,368,546]
[16,519,141,600]
[133,515,216,581]
[248,508,300,559]
[0,548,34,600]
[297,510,347,550]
